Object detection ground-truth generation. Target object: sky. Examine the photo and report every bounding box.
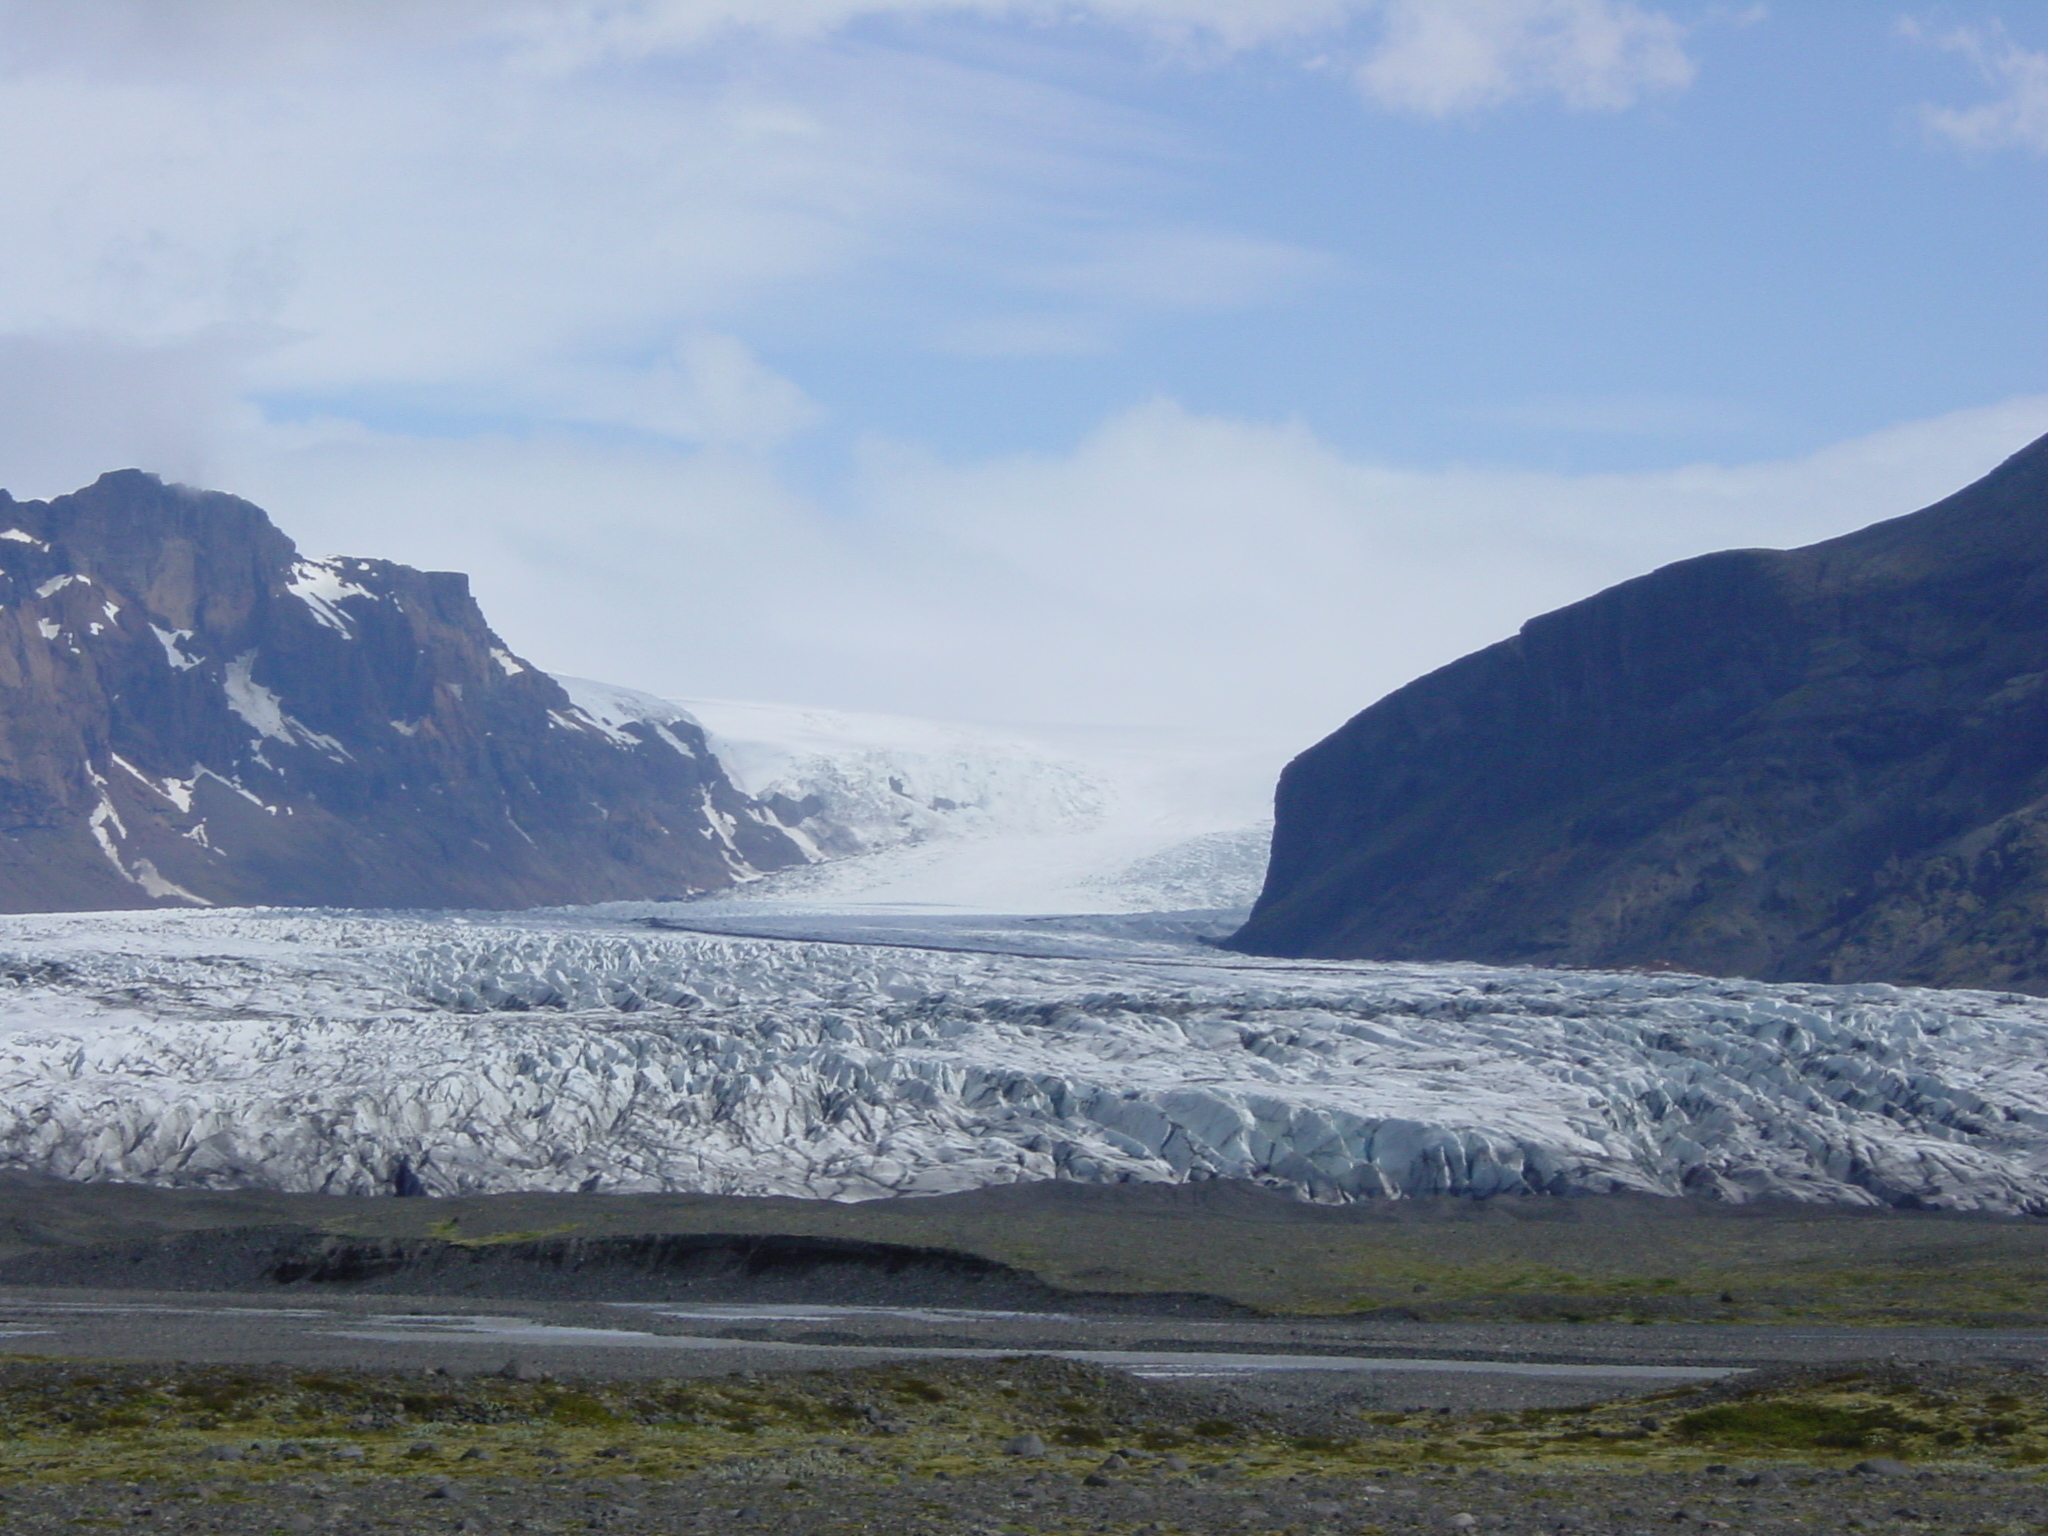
[3,1,2048,751]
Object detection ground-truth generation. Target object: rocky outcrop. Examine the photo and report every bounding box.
[1231,431,2048,993]
[0,1227,1070,1309]
[0,471,806,910]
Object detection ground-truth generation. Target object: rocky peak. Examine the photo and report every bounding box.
[0,471,807,911]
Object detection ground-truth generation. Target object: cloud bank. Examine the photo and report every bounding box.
[1355,0,1692,116]
[0,0,1695,112]
[0,0,1702,495]
[3,1,2044,764]
[201,392,2048,748]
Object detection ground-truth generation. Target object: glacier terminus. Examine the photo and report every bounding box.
[2,903,2045,1214]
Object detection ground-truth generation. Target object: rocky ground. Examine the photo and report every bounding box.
[11,1458,2048,1535]
[4,1354,2048,1533]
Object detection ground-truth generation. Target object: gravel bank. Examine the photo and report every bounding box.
[0,1461,2044,1534]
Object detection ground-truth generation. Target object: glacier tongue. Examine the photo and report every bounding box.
[551,677,1283,913]
[1,905,2047,1210]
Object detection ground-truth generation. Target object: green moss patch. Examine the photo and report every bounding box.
[0,1354,1359,1488]
[1671,1398,1936,1450]
[1344,1362,2048,1471]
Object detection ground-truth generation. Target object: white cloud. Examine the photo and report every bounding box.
[662,336,825,451]
[1910,20,2048,154]
[0,1,1696,115]
[0,0,1694,483]
[0,2,1360,73]
[497,0,1362,67]
[0,0,1805,763]
[0,330,265,497]
[0,14,1161,450]
[1355,0,1693,116]
[523,338,824,451]
[193,393,2048,749]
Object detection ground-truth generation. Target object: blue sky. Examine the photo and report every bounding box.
[736,5,2048,475]
[2,2,2047,743]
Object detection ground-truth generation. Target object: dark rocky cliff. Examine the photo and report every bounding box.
[1230,431,2048,993]
[0,471,806,911]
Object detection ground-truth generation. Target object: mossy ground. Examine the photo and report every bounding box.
[1362,1361,2048,1473]
[0,1354,1287,1488]
[3,1354,2047,1489]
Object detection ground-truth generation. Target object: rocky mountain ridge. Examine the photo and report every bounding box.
[0,471,806,910]
[1232,430,2048,992]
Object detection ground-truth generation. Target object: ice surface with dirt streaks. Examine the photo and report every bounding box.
[1,904,2047,1211]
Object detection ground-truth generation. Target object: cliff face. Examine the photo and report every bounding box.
[1231,431,2048,993]
[0,471,806,911]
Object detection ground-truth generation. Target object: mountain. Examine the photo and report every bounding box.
[1231,431,2048,992]
[0,471,806,911]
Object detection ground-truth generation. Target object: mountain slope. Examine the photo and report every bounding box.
[0,471,805,910]
[1231,431,2048,992]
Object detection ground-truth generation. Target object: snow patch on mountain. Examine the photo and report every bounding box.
[285,559,377,638]
[552,676,697,746]
[222,654,349,762]
[0,905,2044,1211]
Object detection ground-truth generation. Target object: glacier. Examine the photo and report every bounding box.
[552,676,1281,913]
[2,903,2047,1212]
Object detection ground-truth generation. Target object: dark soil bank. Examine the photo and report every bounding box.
[0,1224,1243,1315]
[7,1176,2048,1325]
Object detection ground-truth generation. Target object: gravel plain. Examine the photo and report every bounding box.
[6,1458,2048,1535]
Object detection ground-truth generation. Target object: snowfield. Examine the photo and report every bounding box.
[551,677,1282,913]
[3,904,2048,1212]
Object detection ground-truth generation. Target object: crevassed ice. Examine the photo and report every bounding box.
[0,907,2043,1210]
